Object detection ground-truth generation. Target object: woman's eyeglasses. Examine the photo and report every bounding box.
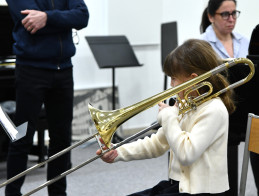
[215,10,241,20]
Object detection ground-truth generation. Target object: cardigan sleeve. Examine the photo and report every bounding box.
[157,99,228,166]
[114,128,170,162]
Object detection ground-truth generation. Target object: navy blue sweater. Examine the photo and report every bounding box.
[6,0,89,69]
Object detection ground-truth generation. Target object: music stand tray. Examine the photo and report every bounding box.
[85,35,142,109]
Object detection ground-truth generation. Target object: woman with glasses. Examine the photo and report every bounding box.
[200,1,259,196]
[200,0,248,59]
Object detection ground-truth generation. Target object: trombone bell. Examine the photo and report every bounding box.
[88,104,122,148]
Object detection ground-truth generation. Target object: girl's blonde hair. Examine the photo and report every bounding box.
[163,39,235,114]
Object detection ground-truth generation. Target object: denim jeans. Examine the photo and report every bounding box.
[5,65,73,196]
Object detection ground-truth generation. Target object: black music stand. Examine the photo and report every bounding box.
[85,35,142,110]
[161,21,178,90]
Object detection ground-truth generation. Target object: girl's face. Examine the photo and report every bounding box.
[208,1,237,35]
[170,74,194,99]
[171,73,198,99]
[170,76,184,88]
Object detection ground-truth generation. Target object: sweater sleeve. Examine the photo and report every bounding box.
[6,0,40,20]
[6,0,89,34]
[114,128,170,162]
[45,0,89,30]
[157,100,228,166]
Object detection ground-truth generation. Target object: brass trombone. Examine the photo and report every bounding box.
[0,58,255,196]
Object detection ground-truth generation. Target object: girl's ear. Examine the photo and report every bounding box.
[191,73,198,78]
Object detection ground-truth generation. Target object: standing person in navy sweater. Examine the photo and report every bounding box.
[5,1,89,195]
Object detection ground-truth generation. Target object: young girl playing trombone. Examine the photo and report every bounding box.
[96,39,235,195]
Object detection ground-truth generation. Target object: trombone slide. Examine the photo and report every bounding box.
[22,123,159,196]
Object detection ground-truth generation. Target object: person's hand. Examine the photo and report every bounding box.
[96,138,118,163]
[21,10,47,34]
[158,102,169,112]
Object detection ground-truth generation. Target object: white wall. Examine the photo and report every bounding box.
[73,0,259,130]
[234,0,258,39]
[3,0,257,130]
[74,0,165,130]
[0,0,7,5]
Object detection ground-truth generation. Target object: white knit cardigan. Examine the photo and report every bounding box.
[114,97,229,194]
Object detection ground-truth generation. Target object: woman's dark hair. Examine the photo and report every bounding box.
[163,39,236,114]
[200,0,237,33]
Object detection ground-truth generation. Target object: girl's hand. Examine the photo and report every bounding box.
[158,102,169,112]
[96,138,118,163]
